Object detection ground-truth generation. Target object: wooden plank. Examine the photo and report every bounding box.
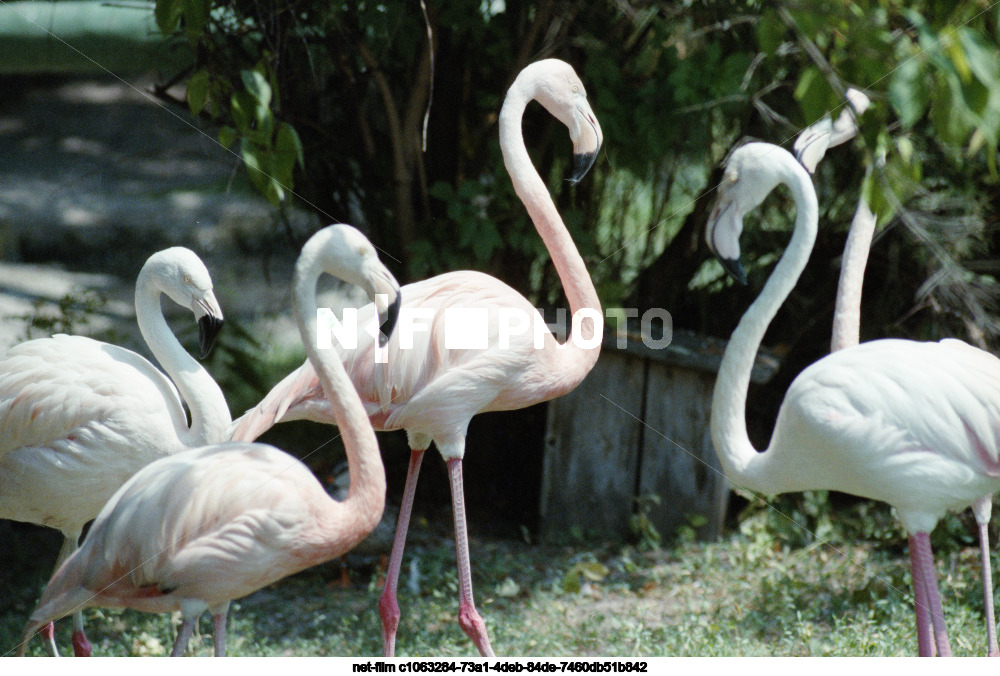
[539,351,644,541]
[604,326,780,384]
[638,362,730,541]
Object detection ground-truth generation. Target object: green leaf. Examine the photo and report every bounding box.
[756,9,785,57]
[929,78,971,149]
[888,58,929,128]
[186,69,210,116]
[154,0,183,34]
[958,28,1000,89]
[276,122,305,169]
[218,126,237,149]
[560,569,581,594]
[181,0,208,40]
[230,92,253,132]
[471,221,501,261]
[578,562,609,582]
[794,67,835,126]
[241,70,272,109]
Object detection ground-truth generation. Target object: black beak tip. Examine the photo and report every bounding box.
[378,292,402,347]
[720,257,748,286]
[198,315,224,359]
[570,151,598,184]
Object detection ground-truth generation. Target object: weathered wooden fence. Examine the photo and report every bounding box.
[539,326,778,542]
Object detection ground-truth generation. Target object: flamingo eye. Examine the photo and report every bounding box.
[183,275,193,284]
[571,84,580,94]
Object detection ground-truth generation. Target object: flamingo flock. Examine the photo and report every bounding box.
[4,57,1000,658]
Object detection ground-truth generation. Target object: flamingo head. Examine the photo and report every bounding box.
[307,224,401,347]
[523,59,604,183]
[706,142,801,285]
[144,247,224,358]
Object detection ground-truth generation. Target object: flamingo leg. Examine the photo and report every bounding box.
[446,458,495,657]
[211,603,229,657]
[40,531,92,657]
[38,620,59,657]
[379,448,426,657]
[910,535,934,657]
[973,497,998,656]
[911,532,952,656]
[57,532,93,658]
[71,610,92,657]
[170,617,196,657]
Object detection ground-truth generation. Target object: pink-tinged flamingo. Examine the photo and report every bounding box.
[0,247,229,656]
[795,89,999,656]
[17,224,400,657]
[708,141,1000,656]
[229,58,604,657]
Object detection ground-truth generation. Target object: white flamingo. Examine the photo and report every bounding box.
[17,224,399,657]
[1,247,229,656]
[708,141,1000,656]
[229,58,603,657]
[795,88,999,655]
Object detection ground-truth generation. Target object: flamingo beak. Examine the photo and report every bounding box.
[369,266,401,347]
[706,197,748,287]
[569,100,602,184]
[194,290,224,359]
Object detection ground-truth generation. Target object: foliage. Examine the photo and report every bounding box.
[14,289,113,342]
[6,526,998,656]
[627,493,663,551]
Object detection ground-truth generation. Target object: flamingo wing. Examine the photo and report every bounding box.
[30,442,334,624]
[0,334,187,456]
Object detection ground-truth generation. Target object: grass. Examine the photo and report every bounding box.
[4,505,999,658]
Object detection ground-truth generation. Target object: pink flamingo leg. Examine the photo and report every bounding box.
[39,621,58,657]
[446,458,495,657]
[910,535,934,656]
[379,448,426,657]
[71,626,92,657]
[212,607,228,657]
[170,618,195,657]
[972,497,999,656]
[911,532,952,656]
[979,520,999,656]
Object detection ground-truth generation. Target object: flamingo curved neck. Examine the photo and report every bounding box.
[831,193,876,352]
[134,273,230,447]
[499,84,602,384]
[293,246,385,547]
[710,157,819,495]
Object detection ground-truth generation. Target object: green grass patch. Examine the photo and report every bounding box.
[5,518,998,657]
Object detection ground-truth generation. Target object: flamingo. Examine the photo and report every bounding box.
[229,58,604,657]
[17,224,400,657]
[794,89,999,656]
[0,247,229,656]
[707,141,1000,656]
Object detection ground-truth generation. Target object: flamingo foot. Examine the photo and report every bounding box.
[458,601,494,657]
[71,629,92,657]
[378,591,400,657]
[40,621,59,657]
